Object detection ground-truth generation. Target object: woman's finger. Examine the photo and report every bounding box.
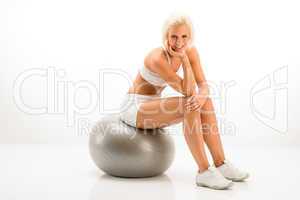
[191,104,201,111]
[187,95,195,103]
[187,102,196,110]
[190,103,198,110]
[185,96,193,105]
[170,48,178,57]
[187,103,195,110]
[185,103,189,108]
[194,105,202,112]
[169,46,183,58]
[189,101,198,108]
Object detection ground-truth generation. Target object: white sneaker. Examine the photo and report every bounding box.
[195,166,234,190]
[215,159,250,182]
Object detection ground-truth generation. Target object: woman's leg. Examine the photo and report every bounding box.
[199,98,226,167]
[136,96,210,172]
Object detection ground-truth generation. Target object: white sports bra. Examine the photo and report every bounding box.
[139,47,183,87]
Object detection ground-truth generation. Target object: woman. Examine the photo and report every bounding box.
[119,14,249,190]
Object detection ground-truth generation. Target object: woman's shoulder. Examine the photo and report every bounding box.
[147,46,166,59]
[187,44,199,56]
[144,47,166,66]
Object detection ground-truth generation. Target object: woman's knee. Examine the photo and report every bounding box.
[200,97,214,113]
[174,96,190,116]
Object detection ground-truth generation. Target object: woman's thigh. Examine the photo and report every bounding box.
[136,96,187,129]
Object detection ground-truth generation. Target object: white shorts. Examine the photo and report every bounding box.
[119,93,161,127]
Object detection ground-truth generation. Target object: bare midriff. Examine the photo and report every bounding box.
[127,73,164,96]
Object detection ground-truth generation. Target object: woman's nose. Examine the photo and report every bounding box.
[175,40,183,47]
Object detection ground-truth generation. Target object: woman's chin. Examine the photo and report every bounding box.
[172,48,181,51]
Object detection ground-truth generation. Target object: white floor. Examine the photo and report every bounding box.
[0,144,299,200]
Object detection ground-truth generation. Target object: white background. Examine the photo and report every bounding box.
[1,0,299,147]
[1,1,300,200]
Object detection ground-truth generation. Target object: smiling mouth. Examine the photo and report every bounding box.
[173,47,182,50]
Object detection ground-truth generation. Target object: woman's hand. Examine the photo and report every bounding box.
[185,93,207,112]
[165,41,188,59]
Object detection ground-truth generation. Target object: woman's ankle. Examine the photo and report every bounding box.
[214,159,225,167]
[197,165,210,173]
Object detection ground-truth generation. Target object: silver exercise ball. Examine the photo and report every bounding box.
[89,114,175,178]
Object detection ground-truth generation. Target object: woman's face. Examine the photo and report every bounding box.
[167,24,191,52]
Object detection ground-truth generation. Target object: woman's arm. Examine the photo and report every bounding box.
[181,54,197,97]
[188,46,210,98]
[152,57,186,95]
[151,48,197,97]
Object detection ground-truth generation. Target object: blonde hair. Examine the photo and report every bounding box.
[161,12,195,48]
